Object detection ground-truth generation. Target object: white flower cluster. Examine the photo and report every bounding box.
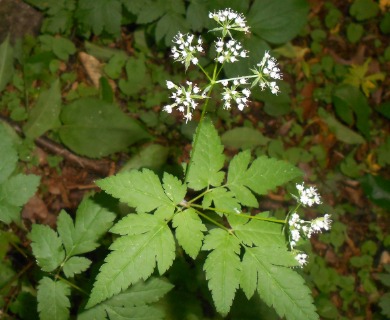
[209,8,250,35]
[296,183,322,207]
[215,38,248,64]
[221,79,251,110]
[251,51,282,95]
[171,33,203,70]
[163,81,206,122]
[287,184,332,267]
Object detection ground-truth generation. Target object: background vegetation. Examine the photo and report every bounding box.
[0,0,389,319]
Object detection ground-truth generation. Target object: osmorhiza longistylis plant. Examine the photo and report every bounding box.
[85,8,332,320]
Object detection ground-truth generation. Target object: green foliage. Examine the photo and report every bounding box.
[79,277,173,320]
[0,124,40,224]
[248,0,309,44]
[221,127,270,149]
[59,98,151,158]
[39,35,76,60]
[23,79,62,139]
[28,197,116,319]
[0,35,14,92]
[332,84,371,139]
[318,108,365,144]
[37,277,71,320]
[349,0,379,21]
[91,119,311,318]
[76,0,122,36]
[360,174,390,210]
[186,118,225,191]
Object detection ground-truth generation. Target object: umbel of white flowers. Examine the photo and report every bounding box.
[163,8,282,122]
[289,183,332,267]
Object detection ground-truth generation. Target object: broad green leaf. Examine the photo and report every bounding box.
[119,144,169,173]
[97,169,174,213]
[37,277,70,320]
[227,150,302,196]
[0,174,40,206]
[0,201,19,224]
[79,277,173,320]
[248,0,309,44]
[203,229,241,316]
[30,224,65,272]
[111,213,162,236]
[360,174,390,210]
[63,256,92,278]
[319,108,365,144]
[333,84,371,139]
[172,208,206,259]
[162,172,186,204]
[76,0,122,35]
[202,187,241,216]
[187,118,225,191]
[86,215,175,308]
[23,79,62,139]
[57,197,116,257]
[242,249,319,320]
[221,127,270,149]
[0,123,18,184]
[0,35,14,92]
[59,98,150,158]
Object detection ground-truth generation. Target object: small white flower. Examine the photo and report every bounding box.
[295,253,308,267]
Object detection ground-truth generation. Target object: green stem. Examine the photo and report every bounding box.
[191,204,285,224]
[194,209,230,232]
[56,275,89,295]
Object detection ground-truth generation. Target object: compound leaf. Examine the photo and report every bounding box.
[76,0,122,35]
[97,169,174,213]
[37,277,70,320]
[203,229,241,316]
[187,118,225,191]
[79,277,173,320]
[23,79,62,139]
[242,248,319,320]
[30,224,65,272]
[172,208,206,259]
[63,256,92,278]
[227,151,302,195]
[86,215,175,308]
[57,197,115,257]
